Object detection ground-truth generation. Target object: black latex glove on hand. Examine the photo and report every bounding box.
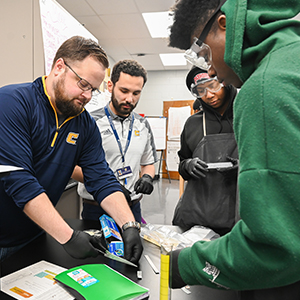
[63,230,99,259]
[120,184,132,205]
[170,249,186,288]
[185,157,208,179]
[122,227,143,264]
[217,156,239,178]
[134,174,154,194]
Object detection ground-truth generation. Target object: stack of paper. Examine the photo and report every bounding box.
[0,261,74,300]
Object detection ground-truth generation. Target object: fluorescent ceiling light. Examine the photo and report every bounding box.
[142,11,173,38]
[159,53,187,66]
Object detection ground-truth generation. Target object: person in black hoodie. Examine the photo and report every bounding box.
[173,66,238,236]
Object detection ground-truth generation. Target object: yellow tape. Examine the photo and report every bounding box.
[160,254,170,300]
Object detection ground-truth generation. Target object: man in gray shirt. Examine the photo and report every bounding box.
[73,60,157,223]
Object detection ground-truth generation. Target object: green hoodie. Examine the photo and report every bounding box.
[176,0,300,290]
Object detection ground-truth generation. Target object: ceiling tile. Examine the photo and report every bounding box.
[134,0,177,13]
[98,38,130,60]
[121,38,171,55]
[57,0,95,16]
[75,15,111,40]
[87,0,138,15]
[50,0,187,71]
[131,55,164,70]
[100,13,149,39]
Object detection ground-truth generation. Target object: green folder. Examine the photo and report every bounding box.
[54,264,149,300]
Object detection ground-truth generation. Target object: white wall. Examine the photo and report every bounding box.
[0,0,44,86]
[136,70,193,116]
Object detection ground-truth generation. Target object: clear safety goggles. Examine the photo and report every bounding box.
[184,38,212,71]
[184,0,226,70]
[191,77,223,98]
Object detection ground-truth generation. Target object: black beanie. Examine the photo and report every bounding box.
[186,66,209,91]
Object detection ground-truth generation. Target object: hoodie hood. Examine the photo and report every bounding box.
[199,84,236,133]
[200,84,236,118]
[222,0,300,83]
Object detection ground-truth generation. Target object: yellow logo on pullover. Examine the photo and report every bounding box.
[66,132,79,145]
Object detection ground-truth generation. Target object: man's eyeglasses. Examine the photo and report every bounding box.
[184,0,226,70]
[191,77,223,98]
[64,61,100,97]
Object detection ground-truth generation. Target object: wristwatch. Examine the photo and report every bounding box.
[122,221,141,232]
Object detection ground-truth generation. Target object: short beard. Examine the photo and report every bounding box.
[54,76,85,117]
[111,89,136,117]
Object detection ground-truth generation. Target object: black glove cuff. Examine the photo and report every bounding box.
[170,249,186,288]
[142,174,153,182]
[63,230,77,245]
[179,160,191,180]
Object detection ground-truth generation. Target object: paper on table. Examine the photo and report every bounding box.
[0,260,74,300]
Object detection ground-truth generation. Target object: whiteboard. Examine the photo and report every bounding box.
[39,0,97,75]
[146,117,167,150]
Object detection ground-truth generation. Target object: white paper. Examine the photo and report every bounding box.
[166,141,180,171]
[0,261,74,300]
[0,165,23,173]
[167,106,191,141]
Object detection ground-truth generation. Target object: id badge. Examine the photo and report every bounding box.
[116,166,133,180]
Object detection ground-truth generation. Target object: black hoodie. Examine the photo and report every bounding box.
[178,85,237,180]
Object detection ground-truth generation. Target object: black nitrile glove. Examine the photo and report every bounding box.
[134,174,154,194]
[184,157,208,179]
[217,156,239,179]
[122,227,143,264]
[120,184,132,205]
[62,230,99,259]
[170,249,186,288]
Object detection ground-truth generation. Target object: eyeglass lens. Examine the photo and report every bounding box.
[65,61,100,96]
[78,80,100,96]
[77,79,92,91]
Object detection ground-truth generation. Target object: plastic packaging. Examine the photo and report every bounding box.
[140,224,219,252]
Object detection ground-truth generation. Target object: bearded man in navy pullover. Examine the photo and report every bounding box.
[0,36,143,263]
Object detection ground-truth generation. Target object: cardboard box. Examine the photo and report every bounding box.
[99,214,124,257]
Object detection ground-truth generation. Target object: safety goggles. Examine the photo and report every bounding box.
[191,77,223,98]
[184,0,226,70]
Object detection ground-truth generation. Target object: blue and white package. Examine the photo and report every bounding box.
[99,214,124,257]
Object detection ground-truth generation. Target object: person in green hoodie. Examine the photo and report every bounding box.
[168,0,300,298]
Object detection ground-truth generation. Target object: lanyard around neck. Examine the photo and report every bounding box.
[104,105,134,164]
